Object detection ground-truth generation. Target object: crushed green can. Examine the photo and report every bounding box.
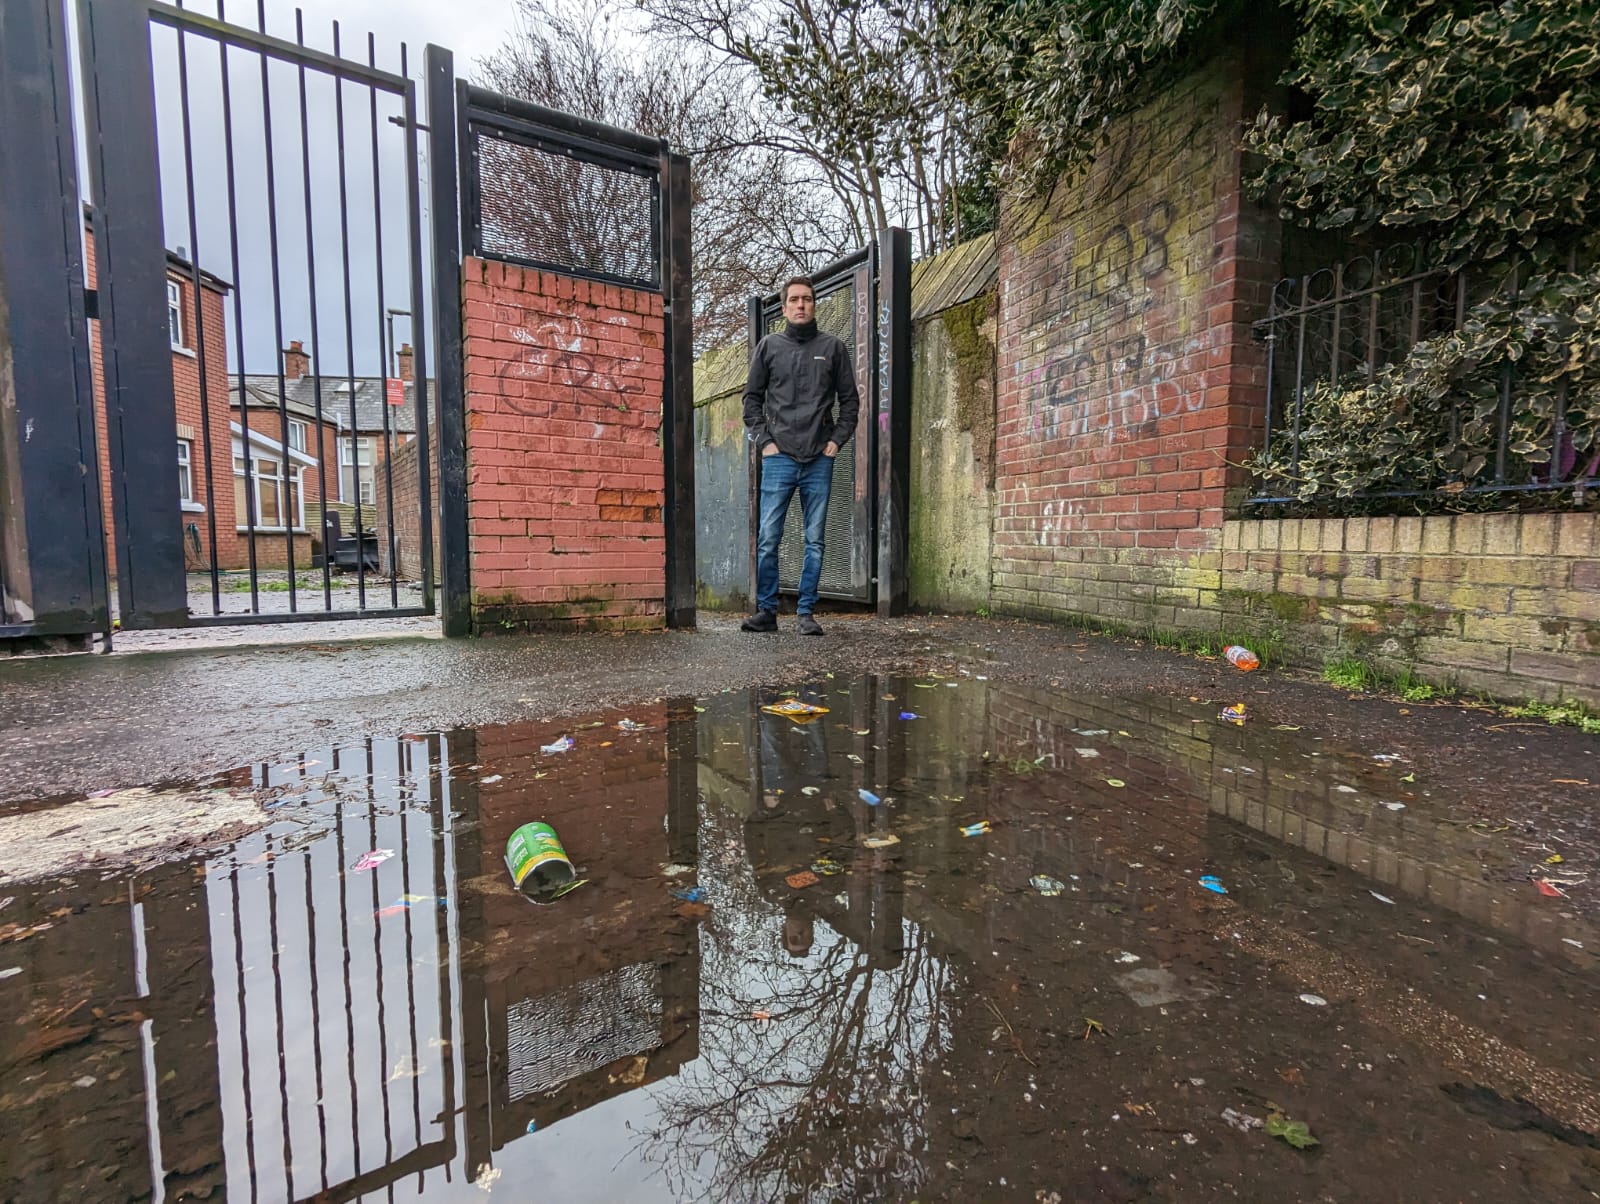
[505,822,583,902]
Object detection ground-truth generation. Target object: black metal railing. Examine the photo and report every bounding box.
[77,0,437,629]
[1247,243,1598,510]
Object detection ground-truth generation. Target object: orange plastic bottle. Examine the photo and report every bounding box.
[1223,645,1260,672]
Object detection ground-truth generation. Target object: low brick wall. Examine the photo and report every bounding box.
[462,258,666,632]
[1221,513,1600,705]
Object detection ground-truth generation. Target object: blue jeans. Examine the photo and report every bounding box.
[756,452,833,615]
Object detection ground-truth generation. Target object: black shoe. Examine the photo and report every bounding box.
[741,610,777,632]
[797,614,823,636]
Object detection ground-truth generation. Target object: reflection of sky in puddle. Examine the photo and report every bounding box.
[2,674,1598,1203]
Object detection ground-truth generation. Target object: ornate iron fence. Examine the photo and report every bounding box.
[1247,243,1598,511]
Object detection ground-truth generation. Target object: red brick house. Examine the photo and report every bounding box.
[85,221,241,572]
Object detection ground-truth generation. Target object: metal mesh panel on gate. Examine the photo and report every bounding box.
[472,128,658,289]
[771,282,863,600]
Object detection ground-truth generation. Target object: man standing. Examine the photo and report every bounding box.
[741,276,860,635]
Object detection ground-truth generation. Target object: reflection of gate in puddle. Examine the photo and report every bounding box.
[207,738,462,1201]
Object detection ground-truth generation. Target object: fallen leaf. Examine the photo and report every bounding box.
[1266,1111,1319,1150]
[1278,1066,1306,1086]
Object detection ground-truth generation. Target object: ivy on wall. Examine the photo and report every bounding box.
[1246,0,1600,504]
[942,0,1600,508]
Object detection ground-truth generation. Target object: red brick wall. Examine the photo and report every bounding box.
[86,234,240,573]
[462,257,666,631]
[992,63,1278,630]
[376,434,439,581]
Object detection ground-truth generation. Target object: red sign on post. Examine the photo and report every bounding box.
[385,377,405,406]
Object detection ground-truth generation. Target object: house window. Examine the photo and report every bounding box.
[340,436,375,507]
[166,281,184,350]
[288,419,307,453]
[177,439,193,502]
[234,454,304,530]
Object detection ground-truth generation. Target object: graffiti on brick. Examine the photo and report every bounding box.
[496,317,647,415]
[1021,325,1208,443]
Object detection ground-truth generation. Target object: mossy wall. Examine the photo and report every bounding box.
[910,295,997,612]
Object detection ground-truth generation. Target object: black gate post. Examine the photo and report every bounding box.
[425,45,471,637]
[661,151,696,629]
[875,227,911,618]
[745,294,764,611]
[78,0,189,629]
[0,0,110,646]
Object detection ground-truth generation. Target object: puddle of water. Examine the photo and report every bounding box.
[2,675,1598,1202]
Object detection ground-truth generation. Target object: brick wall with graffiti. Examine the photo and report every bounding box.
[990,62,1278,629]
[461,258,667,631]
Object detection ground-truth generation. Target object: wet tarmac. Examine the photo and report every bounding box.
[2,672,1598,1201]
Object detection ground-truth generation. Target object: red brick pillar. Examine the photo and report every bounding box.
[461,258,667,630]
[991,60,1277,632]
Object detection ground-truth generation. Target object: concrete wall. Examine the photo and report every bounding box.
[461,257,666,631]
[909,294,995,611]
[1222,513,1600,706]
[991,60,1276,631]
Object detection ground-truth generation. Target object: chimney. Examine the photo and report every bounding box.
[283,339,310,381]
[396,342,414,384]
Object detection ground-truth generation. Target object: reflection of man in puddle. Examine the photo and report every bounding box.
[747,694,849,899]
[783,910,815,958]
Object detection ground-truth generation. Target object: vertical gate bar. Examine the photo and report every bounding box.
[745,294,763,608]
[367,32,398,609]
[294,9,333,609]
[363,742,396,1167]
[850,263,874,597]
[265,827,294,1199]
[1329,262,1342,384]
[78,0,190,629]
[1494,260,1518,484]
[395,760,424,1158]
[1261,329,1276,466]
[426,49,467,635]
[331,22,367,608]
[297,770,330,1190]
[1366,285,1379,377]
[216,0,262,610]
[174,17,222,614]
[257,0,298,609]
[1291,276,1308,480]
[875,227,911,618]
[661,151,695,628]
[1409,279,1422,350]
[401,54,437,618]
[227,869,260,1199]
[1550,247,1577,484]
[1,0,111,642]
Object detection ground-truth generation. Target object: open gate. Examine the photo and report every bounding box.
[746,231,911,616]
[2,0,451,644]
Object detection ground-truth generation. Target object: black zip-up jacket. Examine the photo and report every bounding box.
[742,321,860,463]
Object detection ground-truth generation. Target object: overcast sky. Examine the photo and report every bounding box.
[83,0,523,384]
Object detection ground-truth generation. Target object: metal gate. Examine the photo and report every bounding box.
[746,230,911,613]
[3,0,450,641]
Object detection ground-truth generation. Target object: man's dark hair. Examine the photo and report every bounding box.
[782,275,815,302]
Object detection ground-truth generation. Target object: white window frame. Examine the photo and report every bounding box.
[288,419,307,453]
[166,280,184,350]
[340,435,375,506]
[177,438,194,504]
[230,423,313,533]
